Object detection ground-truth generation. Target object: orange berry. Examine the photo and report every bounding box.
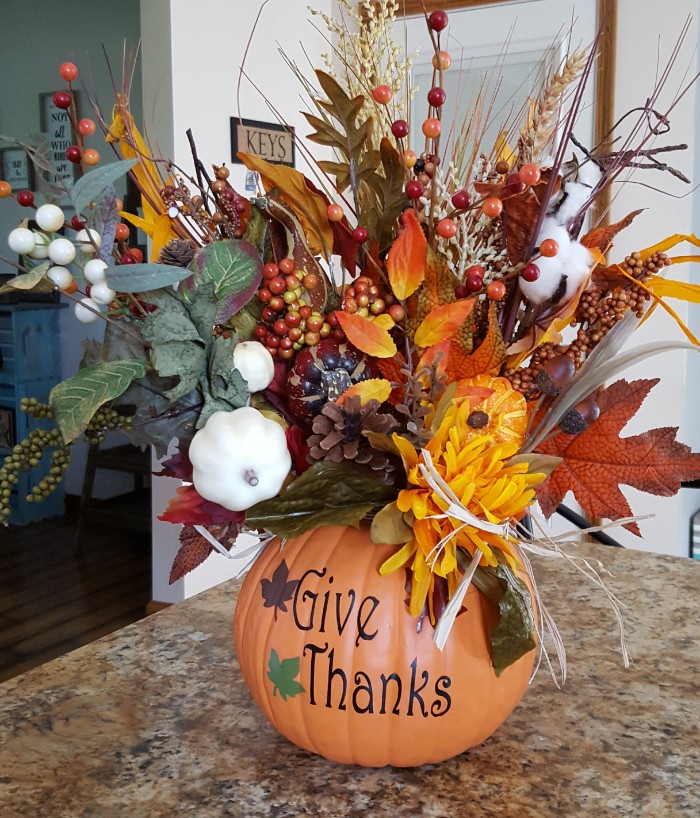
[326,204,344,222]
[371,84,393,105]
[422,117,441,138]
[64,278,79,295]
[540,238,559,257]
[518,163,541,186]
[436,218,457,239]
[481,197,503,218]
[432,51,452,71]
[82,149,100,166]
[278,258,296,274]
[130,247,144,263]
[114,223,130,241]
[402,149,417,169]
[486,280,506,300]
[0,181,12,198]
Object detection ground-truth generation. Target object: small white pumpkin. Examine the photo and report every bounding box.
[233,340,275,392]
[189,407,291,512]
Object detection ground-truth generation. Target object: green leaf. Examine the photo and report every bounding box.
[208,335,248,405]
[267,649,305,701]
[105,263,192,292]
[246,461,395,538]
[474,565,537,677]
[193,239,262,304]
[71,158,138,217]
[1,261,49,292]
[49,359,146,443]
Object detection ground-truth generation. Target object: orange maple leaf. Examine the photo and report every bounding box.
[580,209,644,254]
[535,378,700,535]
[387,209,427,300]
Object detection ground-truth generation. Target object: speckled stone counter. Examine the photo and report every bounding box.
[1,542,698,818]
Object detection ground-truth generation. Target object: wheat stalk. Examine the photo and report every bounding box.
[522,48,589,164]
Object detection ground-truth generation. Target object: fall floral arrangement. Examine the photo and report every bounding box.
[2,2,700,679]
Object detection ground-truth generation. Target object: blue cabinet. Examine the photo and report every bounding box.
[0,303,66,524]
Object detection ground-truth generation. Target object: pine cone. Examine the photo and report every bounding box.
[308,397,399,485]
[158,238,197,268]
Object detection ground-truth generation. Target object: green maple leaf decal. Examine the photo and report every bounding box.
[267,649,305,702]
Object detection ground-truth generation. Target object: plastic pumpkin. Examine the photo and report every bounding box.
[234,525,535,767]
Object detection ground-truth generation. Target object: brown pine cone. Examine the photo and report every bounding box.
[158,238,197,268]
[308,396,399,485]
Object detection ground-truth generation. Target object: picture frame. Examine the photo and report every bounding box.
[39,90,81,186]
[0,147,34,190]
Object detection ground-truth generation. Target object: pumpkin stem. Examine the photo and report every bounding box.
[245,469,259,487]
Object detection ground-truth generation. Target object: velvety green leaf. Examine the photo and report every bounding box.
[50,359,146,443]
[209,336,248,404]
[193,239,262,304]
[72,158,138,217]
[474,565,537,677]
[267,649,305,701]
[151,341,206,402]
[246,462,395,538]
[124,387,202,456]
[105,263,192,292]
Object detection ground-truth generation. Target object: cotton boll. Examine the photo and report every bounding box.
[553,163,602,227]
[520,220,593,305]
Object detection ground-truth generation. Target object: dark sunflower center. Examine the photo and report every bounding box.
[467,410,490,429]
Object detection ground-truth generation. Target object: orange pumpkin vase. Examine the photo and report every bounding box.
[234,524,536,767]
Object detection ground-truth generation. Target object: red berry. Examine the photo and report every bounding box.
[285,275,300,291]
[66,146,81,164]
[326,204,344,222]
[257,288,272,303]
[505,173,526,194]
[353,226,368,243]
[466,264,485,279]
[269,296,285,311]
[465,274,483,293]
[279,337,294,351]
[120,252,137,264]
[285,311,301,328]
[540,238,559,257]
[371,85,393,104]
[59,62,79,81]
[406,180,424,199]
[454,285,469,299]
[266,334,280,349]
[263,262,279,279]
[254,323,268,339]
[428,10,449,31]
[391,119,409,139]
[518,163,541,186]
[299,305,313,320]
[269,276,287,295]
[129,247,144,263]
[16,190,34,207]
[481,197,503,218]
[486,280,506,300]
[303,272,319,290]
[71,215,85,230]
[273,319,288,336]
[261,307,276,322]
[279,258,295,274]
[521,262,540,282]
[53,91,72,109]
[451,189,470,209]
[436,218,457,238]
[427,87,446,107]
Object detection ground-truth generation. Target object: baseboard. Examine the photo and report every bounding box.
[146,599,173,616]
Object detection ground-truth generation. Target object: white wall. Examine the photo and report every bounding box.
[145,0,333,602]
[603,0,700,556]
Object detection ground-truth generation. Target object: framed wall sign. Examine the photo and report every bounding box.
[39,91,80,185]
[231,117,295,167]
[0,148,33,190]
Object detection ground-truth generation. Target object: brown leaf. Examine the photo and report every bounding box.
[535,379,700,534]
[169,526,214,584]
[580,209,644,254]
[169,523,241,584]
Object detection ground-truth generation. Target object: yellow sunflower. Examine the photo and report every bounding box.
[379,382,543,619]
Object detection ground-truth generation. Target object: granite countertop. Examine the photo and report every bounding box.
[1,542,698,818]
